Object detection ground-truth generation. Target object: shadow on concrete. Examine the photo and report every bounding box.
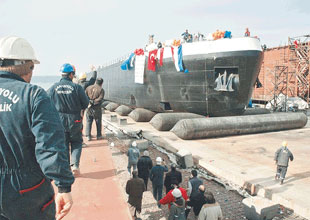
[80,169,116,179]
[85,142,108,148]
[283,170,310,184]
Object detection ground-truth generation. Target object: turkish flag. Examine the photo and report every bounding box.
[148,49,158,71]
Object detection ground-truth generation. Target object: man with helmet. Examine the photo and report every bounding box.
[274,141,294,185]
[168,188,186,220]
[127,141,140,174]
[48,63,89,177]
[78,65,97,91]
[0,36,74,220]
[149,156,168,206]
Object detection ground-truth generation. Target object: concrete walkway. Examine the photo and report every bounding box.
[63,133,131,219]
[103,111,310,219]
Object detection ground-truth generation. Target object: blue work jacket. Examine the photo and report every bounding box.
[0,71,74,193]
[48,77,89,132]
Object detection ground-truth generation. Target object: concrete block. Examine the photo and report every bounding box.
[110,115,117,122]
[242,196,279,220]
[119,118,127,125]
[136,139,149,151]
[104,130,114,138]
[176,149,193,168]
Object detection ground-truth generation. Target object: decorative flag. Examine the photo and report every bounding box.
[171,45,188,73]
[121,53,135,70]
[134,48,144,56]
[294,40,298,48]
[147,49,158,71]
[159,48,164,66]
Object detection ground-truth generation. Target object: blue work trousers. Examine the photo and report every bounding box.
[0,172,55,220]
[65,130,83,169]
[152,183,163,201]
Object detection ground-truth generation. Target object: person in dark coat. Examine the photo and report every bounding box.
[85,78,105,141]
[78,66,97,90]
[164,164,182,194]
[48,63,89,177]
[0,36,74,220]
[186,185,207,217]
[150,157,168,206]
[126,171,145,219]
[186,169,204,217]
[137,150,153,190]
[274,141,294,184]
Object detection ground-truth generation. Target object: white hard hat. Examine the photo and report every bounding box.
[79,72,87,80]
[156,157,162,163]
[172,188,182,198]
[132,141,137,147]
[0,36,40,64]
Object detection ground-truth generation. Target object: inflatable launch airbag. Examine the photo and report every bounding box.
[105,102,119,112]
[129,108,156,122]
[115,105,133,116]
[150,113,205,131]
[171,112,308,140]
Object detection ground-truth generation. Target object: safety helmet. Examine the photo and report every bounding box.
[172,188,182,198]
[60,63,74,74]
[132,141,137,147]
[282,141,288,147]
[156,157,162,164]
[0,36,40,64]
[79,72,87,80]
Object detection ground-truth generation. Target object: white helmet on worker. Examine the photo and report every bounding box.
[172,188,182,198]
[79,72,87,80]
[156,157,162,164]
[282,141,288,147]
[0,36,40,64]
[132,141,137,147]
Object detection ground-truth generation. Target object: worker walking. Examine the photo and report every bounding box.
[186,169,203,218]
[150,157,168,206]
[0,36,74,220]
[48,63,89,177]
[164,164,182,194]
[85,78,105,141]
[168,189,186,220]
[274,141,294,184]
[137,150,153,190]
[127,141,140,174]
[126,171,145,219]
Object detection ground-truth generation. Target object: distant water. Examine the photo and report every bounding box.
[31,75,61,91]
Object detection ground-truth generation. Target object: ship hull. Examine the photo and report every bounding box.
[97,41,263,116]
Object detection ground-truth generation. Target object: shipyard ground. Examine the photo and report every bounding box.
[102,111,310,219]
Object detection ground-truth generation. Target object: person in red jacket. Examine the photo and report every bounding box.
[159,182,188,209]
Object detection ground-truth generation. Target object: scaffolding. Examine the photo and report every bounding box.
[288,35,310,103]
[268,35,310,111]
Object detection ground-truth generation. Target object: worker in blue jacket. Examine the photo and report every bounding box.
[48,63,89,177]
[0,36,74,220]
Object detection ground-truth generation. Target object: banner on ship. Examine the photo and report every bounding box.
[135,55,145,84]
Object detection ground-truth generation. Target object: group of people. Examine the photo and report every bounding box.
[125,141,223,220]
[125,139,294,220]
[0,34,295,220]
[0,35,105,219]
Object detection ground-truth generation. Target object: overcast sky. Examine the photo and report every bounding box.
[0,0,309,76]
